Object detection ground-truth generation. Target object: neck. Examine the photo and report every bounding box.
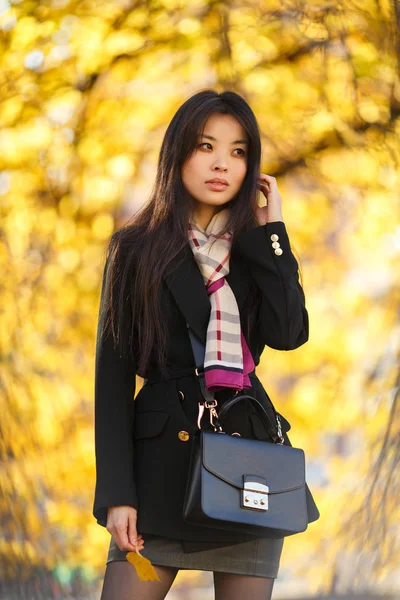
[190,203,227,230]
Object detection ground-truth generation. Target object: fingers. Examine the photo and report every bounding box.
[127,512,145,551]
[258,174,277,190]
[258,174,276,183]
[115,528,145,552]
[106,506,145,552]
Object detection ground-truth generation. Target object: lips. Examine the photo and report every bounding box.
[206,178,229,185]
[206,181,229,191]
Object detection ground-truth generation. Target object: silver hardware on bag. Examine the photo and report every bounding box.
[241,480,269,511]
[276,414,284,444]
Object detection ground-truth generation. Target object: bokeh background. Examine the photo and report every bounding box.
[1,0,399,598]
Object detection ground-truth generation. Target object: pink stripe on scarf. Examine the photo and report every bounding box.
[206,279,255,391]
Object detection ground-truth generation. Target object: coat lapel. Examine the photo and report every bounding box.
[163,242,252,346]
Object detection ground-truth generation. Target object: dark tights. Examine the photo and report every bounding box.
[100,561,276,599]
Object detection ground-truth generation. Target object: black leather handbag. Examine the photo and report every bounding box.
[182,323,311,538]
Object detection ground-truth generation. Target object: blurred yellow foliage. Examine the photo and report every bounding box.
[0,0,399,596]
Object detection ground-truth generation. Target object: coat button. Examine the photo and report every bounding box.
[274,248,283,256]
[178,430,190,442]
[270,234,279,242]
[272,241,280,249]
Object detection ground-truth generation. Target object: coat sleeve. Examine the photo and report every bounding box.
[92,250,138,528]
[235,220,309,351]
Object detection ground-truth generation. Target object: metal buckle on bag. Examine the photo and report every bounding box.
[197,400,224,432]
[197,402,205,429]
[241,480,269,511]
[205,400,223,432]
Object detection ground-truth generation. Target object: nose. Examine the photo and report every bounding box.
[211,154,228,171]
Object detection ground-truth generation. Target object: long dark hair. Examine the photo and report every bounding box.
[100,89,299,377]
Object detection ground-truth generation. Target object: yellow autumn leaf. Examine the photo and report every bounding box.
[126,548,161,582]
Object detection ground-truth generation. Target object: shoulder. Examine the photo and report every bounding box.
[109,225,140,255]
[111,225,142,246]
[107,226,143,276]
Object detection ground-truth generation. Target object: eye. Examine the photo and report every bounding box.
[197,143,246,156]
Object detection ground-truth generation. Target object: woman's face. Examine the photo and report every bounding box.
[181,113,248,213]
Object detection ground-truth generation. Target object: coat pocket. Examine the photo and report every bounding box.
[134,411,170,440]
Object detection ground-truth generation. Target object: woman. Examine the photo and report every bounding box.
[93,89,319,599]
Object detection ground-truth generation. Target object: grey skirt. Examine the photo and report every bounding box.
[106,533,284,578]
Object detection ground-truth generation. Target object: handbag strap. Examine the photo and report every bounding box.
[186,323,215,404]
[186,323,284,444]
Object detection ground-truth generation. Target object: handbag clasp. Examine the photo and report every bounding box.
[241,479,269,511]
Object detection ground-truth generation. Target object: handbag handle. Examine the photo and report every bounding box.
[186,323,284,444]
[218,393,284,444]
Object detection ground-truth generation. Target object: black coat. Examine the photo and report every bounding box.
[93,220,320,548]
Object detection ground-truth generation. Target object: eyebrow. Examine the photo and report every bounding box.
[199,134,248,145]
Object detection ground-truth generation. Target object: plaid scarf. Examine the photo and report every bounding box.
[188,208,255,392]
